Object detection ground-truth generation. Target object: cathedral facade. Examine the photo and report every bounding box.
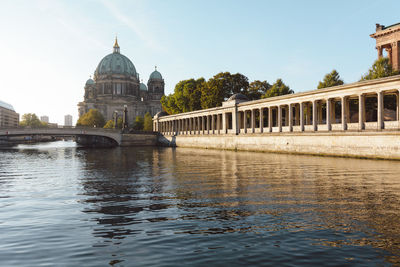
[78,38,164,125]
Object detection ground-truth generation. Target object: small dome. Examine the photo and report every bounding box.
[149,69,163,80]
[140,83,148,91]
[228,93,249,101]
[85,78,95,86]
[154,111,168,118]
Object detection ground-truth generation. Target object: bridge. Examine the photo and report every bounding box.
[0,127,122,146]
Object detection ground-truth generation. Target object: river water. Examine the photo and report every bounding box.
[1,141,400,266]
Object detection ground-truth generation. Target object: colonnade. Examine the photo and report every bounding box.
[154,76,400,135]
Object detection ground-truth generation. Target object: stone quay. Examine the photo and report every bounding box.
[154,75,400,160]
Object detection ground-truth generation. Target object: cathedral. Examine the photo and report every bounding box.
[78,38,164,125]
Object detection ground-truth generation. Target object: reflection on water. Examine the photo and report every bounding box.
[1,141,400,266]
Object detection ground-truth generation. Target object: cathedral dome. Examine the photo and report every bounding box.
[149,68,163,80]
[140,82,148,91]
[95,38,137,77]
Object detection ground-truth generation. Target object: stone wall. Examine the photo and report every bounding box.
[158,132,400,160]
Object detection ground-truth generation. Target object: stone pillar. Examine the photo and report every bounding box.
[392,41,399,72]
[288,104,293,131]
[217,114,221,134]
[243,110,247,133]
[198,117,201,134]
[377,46,383,59]
[233,106,239,135]
[326,99,331,131]
[341,97,347,130]
[251,109,255,133]
[268,107,272,132]
[378,91,383,130]
[278,106,282,132]
[222,113,227,134]
[312,100,317,131]
[211,114,215,134]
[358,94,365,130]
[201,116,204,134]
[189,118,192,135]
[259,108,264,133]
[300,102,304,131]
[237,111,241,133]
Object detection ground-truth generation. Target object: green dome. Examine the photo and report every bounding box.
[140,83,148,91]
[95,52,137,77]
[149,69,162,80]
[85,78,95,86]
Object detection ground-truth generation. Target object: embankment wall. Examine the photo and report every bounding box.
[158,132,400,160]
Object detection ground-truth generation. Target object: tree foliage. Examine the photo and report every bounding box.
[143,112,153,131]
[133,116,144,131]
[317,70,344,89]
[103,120,114,129]
[262,79,293,98]
[247,80,271,100]
[361,57,399,81]
[76,109,105,128]
[19,113,48,128]
[161,72,284,114]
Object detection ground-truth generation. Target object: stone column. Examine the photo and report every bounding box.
[378,91,383,130]
[358,94,365,130]
[198,117,201,134]
[211,114,215,134]
[217,114,221,134]
[377,46,383,59]
[288,104,293,131]
[312,100,317,131]
[251,109,255,133]
[222,113,227,134]
[237,111,241,133]
[278,106,282,132]
[189,118,192,135]
[326,99,331,131]
[300,102,304,131]
[243,110,247,133]
[392,41,399,73]
[341,97,347,130]
[268,107,272,132]
[201,116,204,134]
[259,108,264,133]
[233,107,239,135]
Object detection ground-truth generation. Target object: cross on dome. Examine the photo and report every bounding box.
[113,36,120,53]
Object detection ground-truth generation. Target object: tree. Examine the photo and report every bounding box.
[19,113,48,128]
[103,120,114,129]
[133,116,144,130]
[317,70,344,89]
[161,78,205,114]
[262,79,293,98]
[361,57,399,81]
[143,112,153,131]
[76,109,105,128]
[247,80,271,100]
[201,72,249,109]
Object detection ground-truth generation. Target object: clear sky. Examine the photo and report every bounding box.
[0,0,399,125]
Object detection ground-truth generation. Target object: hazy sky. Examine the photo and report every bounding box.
[0,0,399,125]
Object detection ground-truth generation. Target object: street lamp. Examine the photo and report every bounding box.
[113,110,118,129]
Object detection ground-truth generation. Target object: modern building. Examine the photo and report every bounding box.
[371,22,400,71]
[40,116,49,123]
[78,38,164,125]
[0,100,19,127]
[64,115,73,127]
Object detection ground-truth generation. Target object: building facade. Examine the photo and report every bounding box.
[371,23,400,71]
[64,115,73,127]
[0,100,19,127]
[78,38,164,125]
[40,116,49,123]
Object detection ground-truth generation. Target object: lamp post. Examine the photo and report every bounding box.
[123,105,128,129]
[113,110,118,129]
